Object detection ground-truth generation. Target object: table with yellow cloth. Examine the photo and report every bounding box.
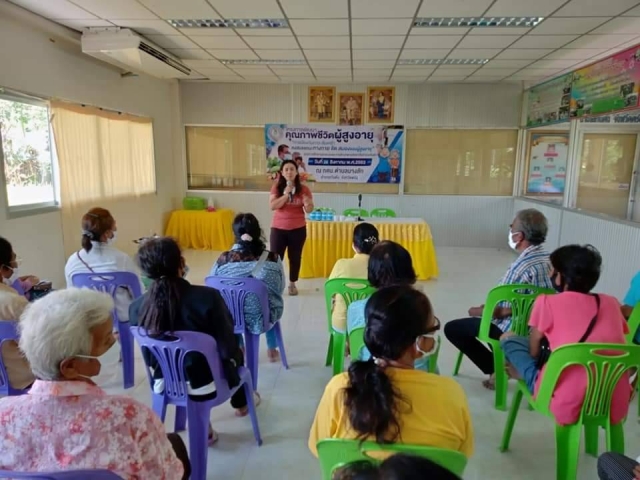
[300,217,438,280]
[165,209,235,250]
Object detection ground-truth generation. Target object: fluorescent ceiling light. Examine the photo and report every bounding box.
[168,19,288,28]
[220,59,306,65]
[414,17,543,28]
[398,58,489,65]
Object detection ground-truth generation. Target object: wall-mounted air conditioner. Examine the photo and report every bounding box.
[81,28,192,79]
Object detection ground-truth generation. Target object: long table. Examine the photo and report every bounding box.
[165,209,235,250]
[300,217,439,280]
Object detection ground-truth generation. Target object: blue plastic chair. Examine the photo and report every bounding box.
[130,327,262,480]
[0,470,122,479]
[11,279,26,297]
[71,272,143,389]
[0,320,30,396]
[204,276,289,390]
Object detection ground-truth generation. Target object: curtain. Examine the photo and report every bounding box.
[51,101,157,257]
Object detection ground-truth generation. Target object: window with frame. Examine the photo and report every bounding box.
[0,94,59,214]
[404,129,517,195]
[185,126,399,194]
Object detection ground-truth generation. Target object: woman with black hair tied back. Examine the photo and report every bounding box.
[332,454,461,480]
[129,237,258,446]
[328,223,380,332]
[309,285,473,458]
[211,213,285,363]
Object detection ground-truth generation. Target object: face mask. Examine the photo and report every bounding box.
[74,340,120,386]
[507,230,519,250]
[551,272,565,293]
[106,231,117,245]
[2,265,19,286]
[182,265,190,279]
[416,333,439,359]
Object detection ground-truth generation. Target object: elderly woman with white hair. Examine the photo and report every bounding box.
[0,288,189,479]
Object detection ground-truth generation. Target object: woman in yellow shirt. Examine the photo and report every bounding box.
[328,223,379,332]
[309,285,474,458]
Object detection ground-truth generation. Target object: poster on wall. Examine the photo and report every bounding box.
[526,132,570,195]
[526,73,573,127]
[571,45,640,118]
[265,124,404,184]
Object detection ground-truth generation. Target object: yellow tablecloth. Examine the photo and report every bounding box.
[165,209,234,250]
[300,219,439,280]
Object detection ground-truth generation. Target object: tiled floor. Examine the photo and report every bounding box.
[101,246,640,480]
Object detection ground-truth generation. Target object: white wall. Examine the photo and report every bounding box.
[180,81,523,248]
[0,1,180,287]
[514,198,640,300]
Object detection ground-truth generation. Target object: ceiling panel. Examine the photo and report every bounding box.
[113,20,179,35]
[9,0,98,19]
[486,0,569,16]
[289,19,349,36]
[483,59,535,68]
[400,49,451,59]
[391,76,427,83]
[434,66,479,74]
[168,49,213,59]
[510,35,578,49]
[208,0,282,18]
[410,27,469,36]
[495,49,554,59]
[405,35,462,49]
[298,36,349,49]
[564,33,637,48]
[353,77,391,83]
[623,5,640,15]
[354,68,393,77]
[243,36,299,49]
[355,49,402,60]
[427,77,466,82]
[304,49,351,60]
[184,59,226,68]
[71,0,157,19]
[554,0,640,17]
[206,49,258,60]
[394,66,437,75]
[353,60,396,68]
[313,68,352,75]
[269,65,312,74]
[315,76,354,82]
[137,0,220,19]
[446,48,502,59]
[474,67,521,75]
[544,48,608,59]
[193,35,246,49]
[309,60,351,67]
[351,19,413,35]
[279,0,349,18]
[352,36,406,49]
[146,35,199,49]
[591,17,640,33]
[469,27,532,36]
[417,0,493,16]
[351,0,419,18]
[530,17,611,35]
[529,59,582,68]
[457,35,521,49]
[255,49,305,60]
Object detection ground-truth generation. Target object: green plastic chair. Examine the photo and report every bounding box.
[452,284,555,411]
[324,278,376,375]
[624,303,640,416]
[500,343,640,480]
[349,327,440,374]
[343,208,369,218]
[370,208,397,218]
[316,439,467,480]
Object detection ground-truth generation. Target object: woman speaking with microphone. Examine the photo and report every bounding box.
[269,159,314,296]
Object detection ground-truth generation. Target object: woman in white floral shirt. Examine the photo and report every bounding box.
[0,288,189,479]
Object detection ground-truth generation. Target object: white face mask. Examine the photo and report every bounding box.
[416,333,439,359]
[74,340,121,386]
[507,229,519,250]
[106,231,117,245]
[182,265,190,279]
[3,265,19,286]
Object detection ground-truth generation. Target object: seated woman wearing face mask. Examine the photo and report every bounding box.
[0,236,41,296]
[0,288,189,479]
[64,208,144,325]
[309,285,473,458]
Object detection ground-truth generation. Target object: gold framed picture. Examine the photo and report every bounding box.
[338,92,364,125]
[308,86,336,123]
[367,86,395,124]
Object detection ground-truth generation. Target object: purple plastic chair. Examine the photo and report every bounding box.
[204,276,289,390]
[11,279,26,297]
[71,272,143,389]
[0,320,30,396]
[0,470,121,479]
[130,327,262,480]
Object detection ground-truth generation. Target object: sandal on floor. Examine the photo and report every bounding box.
[235,392,262,417]
[267,348,280,363]
[288,285,298,296]
[208,429,219,446]
[482,375,496,391]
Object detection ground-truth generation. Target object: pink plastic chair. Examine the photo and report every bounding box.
[0,470,121,479]
[130,327,262,480]
[204,276,289,390]
[0,320,30,396]
[71,272,142,389]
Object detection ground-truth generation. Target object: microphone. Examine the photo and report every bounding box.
[287,180,294,202]
[357,194,363,221]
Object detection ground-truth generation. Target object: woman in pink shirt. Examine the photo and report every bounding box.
[500,244,631,426]
[269,160,314,296]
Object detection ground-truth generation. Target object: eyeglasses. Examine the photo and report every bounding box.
[425,316,441,334]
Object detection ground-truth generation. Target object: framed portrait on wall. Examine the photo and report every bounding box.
[338,92,364,125]
[308,86,336,123]
[367,86,395,124]
[524,131,569,199]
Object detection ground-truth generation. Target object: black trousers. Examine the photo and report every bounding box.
[444,317,503,375]
[167,433,191,480]
[270,226,307,282]
[598,452,639,480]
